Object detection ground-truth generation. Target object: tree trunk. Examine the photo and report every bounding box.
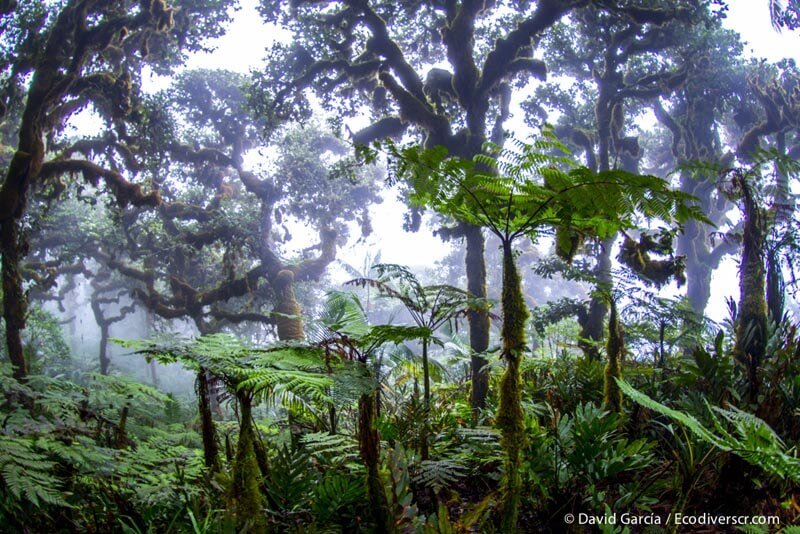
[421,337,430,460]
[273,269,306,442]
[465,225,490,415]
[99,324,110,375]
[232,391,265,532]
[1,219,28,380]
[766,248,784,324]
[496,241,528,533]
[149,359,159,387]
[735,179,767,404]
[273,269,304,341]
[197,368,221,472]
[678,217,715,314]
[604,301,624,413]
[579,239,612,360]
[358,391,390,533]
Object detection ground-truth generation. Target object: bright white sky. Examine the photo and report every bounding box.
[151,0,800,321]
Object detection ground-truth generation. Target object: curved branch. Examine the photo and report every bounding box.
[479,0,574,95]
[39,159,160,207]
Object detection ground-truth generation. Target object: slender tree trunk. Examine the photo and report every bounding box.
[115,405,129,449]
[99,324,110,375]
[581,95,614,354]
[496,240,528,532]
[197,368,221,472]
[604,301,624,413]
[149,359,159,387]
[358,391,390,533]
[421,337,430,460]
[232,391,265,532]
[766,248,784,324]
[465,225,490,416]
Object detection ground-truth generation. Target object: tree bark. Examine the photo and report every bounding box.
[232,391,265,532]
[604,301,624,412]
[358,392,390,533]
[579,238,613,360]
[1,219,28,380]
[99,324,110,375]
[679,220,715,314]
[465,225,490,415]
[735,178,767,404]
[496,240,527,532]
[421,337,430,460]
[197,368,221,472]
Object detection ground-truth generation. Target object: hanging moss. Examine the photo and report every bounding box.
[496,242,528,532]
[555,224,584,263]
[231,391,265,532]
[604,300,624,413]
[618,235,685,288]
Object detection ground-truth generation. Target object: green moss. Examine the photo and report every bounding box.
[358,392,390,533]
[197,369,221,472]
[603,301,624,413]
[735,178,767,403]
[274,269,305,341]
[496,243,528,532]
[231,392,265,532]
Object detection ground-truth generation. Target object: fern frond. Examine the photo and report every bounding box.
[0,436,69,508]
[413,459,467,489]
[619,380,800,483]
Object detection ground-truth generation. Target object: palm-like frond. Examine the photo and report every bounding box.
[391,130,708,253]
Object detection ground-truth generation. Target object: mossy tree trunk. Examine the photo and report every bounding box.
[735,178,767,404]
[496,241,528,532]
[766,248,784,325]
[579,239,613,361]
[603,300,624,413]
[358,391,390,533]
[1,218,29,380]
[273,269,304,341]
[197,368,221,472]
[421,336,430,460]
[232,390,265,532]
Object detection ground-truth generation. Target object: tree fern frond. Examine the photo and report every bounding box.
[0,436,69,508]
[413,459,468,490]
